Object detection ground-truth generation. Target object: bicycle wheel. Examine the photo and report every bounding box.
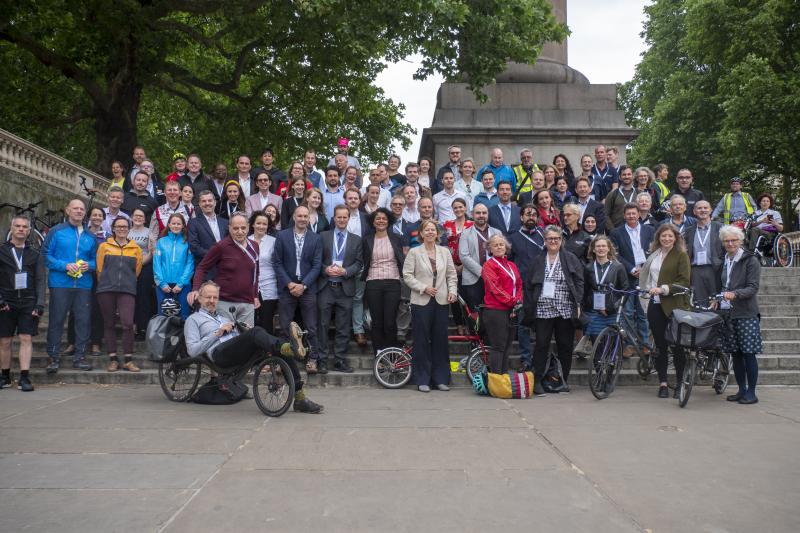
[253,357,295,417]
[158,359,202,402]
[588,327,621,400]
[774,235,793,268]
[712,352,732,394]
[678,357,697,408]
[373,347,412,388]
[465,345,489,382]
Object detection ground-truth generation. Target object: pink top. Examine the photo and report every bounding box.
[367,236,400,281]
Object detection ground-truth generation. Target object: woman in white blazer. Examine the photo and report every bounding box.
[403,219,458,392]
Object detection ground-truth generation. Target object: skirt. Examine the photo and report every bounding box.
[721,316,763,355]
[584,310,618,337]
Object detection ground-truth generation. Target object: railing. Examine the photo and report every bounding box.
[0,127,109,200]
[781,231,800,267]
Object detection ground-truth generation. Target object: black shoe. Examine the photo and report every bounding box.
[333,360,354,373]
[317,360,328,374]
[672,387,680,399]
[17,375,34,392]
[46,359,60,374]
[72,358,93,371]
[0,374,11,389]
[533,381,546,396]
[738,395,759,405]
[658,385,669,398]
[294,398,324,414]
[134,331,146,342]
[727,391,745,402]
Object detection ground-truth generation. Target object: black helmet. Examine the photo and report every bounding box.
[161,297,181,317]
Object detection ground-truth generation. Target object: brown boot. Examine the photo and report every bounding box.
[355,333,367,347]
[107,360,119,372]
[122,361,140,372]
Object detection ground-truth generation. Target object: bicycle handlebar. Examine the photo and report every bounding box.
[597,284,650,297]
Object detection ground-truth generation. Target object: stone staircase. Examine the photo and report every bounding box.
[15,268,800,389]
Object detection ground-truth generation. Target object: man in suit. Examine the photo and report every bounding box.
[188,190,229,268]
[685,200,725,305]
[317,205,363,373]
[458,203,500,311]
[610,203,655,355]
[272,205,323,372]
[487,182,521,235]
[344,187,371,347]
[569,176,606,232]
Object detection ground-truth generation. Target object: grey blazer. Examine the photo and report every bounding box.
[402,245,458,306]
[684,221,725,268]
[458,225,500,286]
[318,229,363,297]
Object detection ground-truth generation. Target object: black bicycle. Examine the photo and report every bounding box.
[0,201,61,249]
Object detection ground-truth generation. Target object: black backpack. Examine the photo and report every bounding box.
[191,377,249,405]
[542,352,568,393]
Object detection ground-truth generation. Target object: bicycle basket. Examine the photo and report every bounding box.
[665,310,724,349]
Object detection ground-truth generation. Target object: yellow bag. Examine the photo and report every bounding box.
[486,371,535,399]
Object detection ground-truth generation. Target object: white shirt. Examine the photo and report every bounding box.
[455,178,482,212]
[625,223,647,267]
[252,235,277,300]
[347,211,363,237]
[402,205,420,223]
[205,214,221,242]
[359,184,391,209]
[238,175,252,197]
[433,189,467,224]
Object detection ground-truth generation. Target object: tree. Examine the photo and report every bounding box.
[0,0,567,175]
[620,0,800,224]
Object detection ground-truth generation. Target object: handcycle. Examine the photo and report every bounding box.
[670,285,732,408]
[157,316,300,417]
[739,213,793,268]
[372,295,491,388]
[0,200,61,249]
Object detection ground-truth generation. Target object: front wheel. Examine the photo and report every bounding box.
[373,347,412,388]
[678,357,697,408]
[465,345,490,382]
[588,327,622,400]
[253,357,295,417]
[774,234,794,268]
[158,359,201,402]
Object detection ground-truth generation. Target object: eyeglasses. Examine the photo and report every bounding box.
[677,175,691,180]
[545,237,562,242]
[722,239,741,244]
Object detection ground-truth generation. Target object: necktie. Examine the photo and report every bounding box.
[336,231,345,262]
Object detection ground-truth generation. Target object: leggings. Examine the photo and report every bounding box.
[732,352,758,397]
[647,303,685,384]
[483,308,514,374]
[365,279,401,351]
[96,292,136,355]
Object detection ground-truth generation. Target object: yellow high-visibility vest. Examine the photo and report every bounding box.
[722,192,754,224]
[653,180,669,204]
[513,164,541,196]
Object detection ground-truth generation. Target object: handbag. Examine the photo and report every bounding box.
[487,371,535,399]
[665,309,724,349]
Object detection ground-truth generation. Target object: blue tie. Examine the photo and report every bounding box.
[336,231,345,262]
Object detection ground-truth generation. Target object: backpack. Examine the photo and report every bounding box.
[191,377,249,405]
[542,352,568,393]
[146,315,184,362]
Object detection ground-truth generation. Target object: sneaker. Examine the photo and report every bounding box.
[73,358,93,371]
[46,359,60,374]
[288,322,307,359]
[294,397,323,414]
[122,361,140,372]
[437,384,450,391]
[0,374,12,389]
[418,385,430,392]
[107,360,119,372]
[17,375,34,392]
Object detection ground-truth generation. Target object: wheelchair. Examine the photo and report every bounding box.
[739,214,793,268]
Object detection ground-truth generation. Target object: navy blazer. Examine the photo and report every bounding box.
[610,223,655,277]
[187,215,229,265]
[488,203,522,235]
[272,228,323,294]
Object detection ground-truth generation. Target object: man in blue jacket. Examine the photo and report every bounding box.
[477,148,517,194]
[42,199,98,373]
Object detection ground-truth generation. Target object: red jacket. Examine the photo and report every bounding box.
[482,256,523,310]
[192,236,259,303]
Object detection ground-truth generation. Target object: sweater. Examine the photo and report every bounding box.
[192,236,259,303]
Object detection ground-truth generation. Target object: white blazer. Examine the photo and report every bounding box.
[402,244,458,306]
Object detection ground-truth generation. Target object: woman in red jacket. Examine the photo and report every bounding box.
[481,234,523,374]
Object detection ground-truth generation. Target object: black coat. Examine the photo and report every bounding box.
[582,260,628,313]
[0,241,46,311]
[522,249,585,325]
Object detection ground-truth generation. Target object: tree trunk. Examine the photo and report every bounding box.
[782,174,794,232]
[93,80,142,176]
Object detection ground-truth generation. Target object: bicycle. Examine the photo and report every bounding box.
[670,285,732,408]
[0,201,60,249]
[587,284,652,399]
[373,296,491,388]
[157,317,299,417]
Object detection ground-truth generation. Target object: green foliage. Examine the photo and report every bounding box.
[0,0,566,174]
[620,0,800,219]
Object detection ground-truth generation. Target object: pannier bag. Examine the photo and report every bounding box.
[146,315,184,362]
[487,371,535,399]
[192,377,249,405]
[542,351,568,393]
[665,309,724,349]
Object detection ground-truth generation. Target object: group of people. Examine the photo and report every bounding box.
[0,140,766,405]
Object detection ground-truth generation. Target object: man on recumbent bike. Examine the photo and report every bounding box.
[184,280,323,413]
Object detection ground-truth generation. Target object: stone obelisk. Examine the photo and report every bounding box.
[419,0,638,168]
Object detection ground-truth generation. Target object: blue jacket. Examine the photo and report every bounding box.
[42,222,98,290]
[478,163,517,193]
[153,232,195,289]
[272,228,322,294]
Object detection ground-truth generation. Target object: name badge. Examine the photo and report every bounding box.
[593,292,606,310]
[697,251,707,264]
[14,272,28,290]
[333,260,343,267]
[542,281,556,299]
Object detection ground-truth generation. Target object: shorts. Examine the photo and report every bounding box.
[0,304,40,337]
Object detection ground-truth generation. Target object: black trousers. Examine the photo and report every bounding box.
[135,262,155,334]
[533,316,575,382]
[483,308,515,374]
[460,279,484,314]
[410,300,450,386]
[257,296,278,336]
[278,290,319,360]
[365,279,401,352]
[648,303,685,384]
[317,283,354,361]
[212,327,303,391]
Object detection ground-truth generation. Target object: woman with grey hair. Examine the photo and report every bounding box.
[481,234,523,374]
[634,166,654,195]
[522,225,584,394]
[717,224,762,404]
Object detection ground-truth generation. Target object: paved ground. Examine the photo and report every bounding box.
[1,384,799,533]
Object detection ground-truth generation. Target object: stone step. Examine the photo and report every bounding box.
[758,305,800,316]
[756,284,800,295]
[757,295,800,304]
[760,316,800,328]
[761,329,800,341]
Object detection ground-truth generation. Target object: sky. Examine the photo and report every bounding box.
[375,0,650,165]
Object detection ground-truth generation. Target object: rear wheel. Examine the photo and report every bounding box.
[712,352,732,394]
[678,357,697,408]
[253,357,295,417]
[465,345,490,382]
[588,327,622,400]
[774,234,793,268]
[158,358,201,402]
[373,347,412,388]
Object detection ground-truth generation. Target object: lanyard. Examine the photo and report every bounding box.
[11,247,24,272]
[518,229,543,250]
[545,254,560,280]
[227,203,236,217]
[476,228,489,243]
[594,261,612,285]
[491,257,516,297]
[696,225,710,249]
[724,254,737,289]
[617,188,635,203]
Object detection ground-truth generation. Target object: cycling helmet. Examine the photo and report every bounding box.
[472,371,488,396]
[161,297,181,317]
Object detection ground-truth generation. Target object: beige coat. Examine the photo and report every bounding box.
[402,244,458,306]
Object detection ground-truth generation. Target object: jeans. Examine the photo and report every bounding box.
[624,288,649,346]
[47,288,91,360]
[257,296,278,335]
[352,278,366,334]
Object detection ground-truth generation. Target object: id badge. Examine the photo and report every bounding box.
[697,251,707,264]
[14,272,27,290]
[542,281,556,298]
[333,260,343,267]
[720,299,732,310]
[593,291,606,310]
